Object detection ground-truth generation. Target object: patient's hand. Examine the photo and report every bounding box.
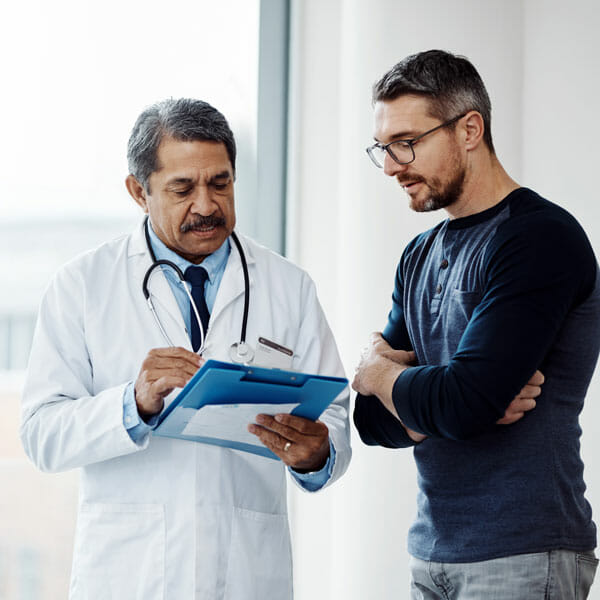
[496,370,544,425]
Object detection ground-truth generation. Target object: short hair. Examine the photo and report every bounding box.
[127,98,237,192]
[372,49,495,153]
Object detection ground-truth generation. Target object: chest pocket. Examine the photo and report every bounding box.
[448,289,482,331]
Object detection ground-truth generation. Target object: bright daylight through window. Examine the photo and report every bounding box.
[0,0,276,596]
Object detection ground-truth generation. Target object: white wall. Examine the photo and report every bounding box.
[521,2,600,586]
[287,1,600,598]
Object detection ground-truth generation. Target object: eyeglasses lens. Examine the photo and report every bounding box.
[370,141,414,167]
[387,141,413,165]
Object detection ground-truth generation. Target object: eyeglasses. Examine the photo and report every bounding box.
[366,113,466,168]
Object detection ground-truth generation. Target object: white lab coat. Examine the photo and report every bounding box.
[21,222,351,600]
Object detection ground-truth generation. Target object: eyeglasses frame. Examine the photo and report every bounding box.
[366,113,468,168]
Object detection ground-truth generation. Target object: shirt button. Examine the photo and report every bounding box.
[436,284,442,294]
[440,259,449,269]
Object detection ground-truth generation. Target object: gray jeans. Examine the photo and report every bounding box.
[410,550,598,599]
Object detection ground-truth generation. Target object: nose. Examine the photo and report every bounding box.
[383,152,409,177]
[189,185,216,215]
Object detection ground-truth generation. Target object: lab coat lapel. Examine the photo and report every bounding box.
[128,222,192,350]
[210,233,255,326]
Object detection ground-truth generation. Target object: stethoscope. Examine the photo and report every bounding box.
[141,217,255,363]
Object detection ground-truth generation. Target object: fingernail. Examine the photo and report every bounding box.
[256,414,267,424]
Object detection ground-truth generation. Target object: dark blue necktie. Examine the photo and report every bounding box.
[184,266,210,352]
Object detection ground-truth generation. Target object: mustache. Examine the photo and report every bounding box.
[180,215,226,233]
[397,175,425,186]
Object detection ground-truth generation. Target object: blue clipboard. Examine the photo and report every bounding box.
[153,359,348,460]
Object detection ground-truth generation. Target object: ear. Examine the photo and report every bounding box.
[462,111,485,151]
[125,174,149,213]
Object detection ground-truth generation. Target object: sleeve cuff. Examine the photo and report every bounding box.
[288,438,336,492]
[123,382,158,443]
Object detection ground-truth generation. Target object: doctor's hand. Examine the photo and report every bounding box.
[134,347,204,422]
[248,414,330,473]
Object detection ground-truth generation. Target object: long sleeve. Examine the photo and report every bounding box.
[123,382,159,442]
[353,258,418,448]
[392,212,598,440]
[20,266,146,473]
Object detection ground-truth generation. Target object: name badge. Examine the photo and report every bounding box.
[253,337,294,369]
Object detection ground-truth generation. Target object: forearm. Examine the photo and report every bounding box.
[365,341,437,440]
[353,393,420,448]
[391,361,535,440]
[21,384,145,472]
[360,355,407,418]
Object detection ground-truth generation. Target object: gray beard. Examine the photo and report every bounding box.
[414,158,466,213]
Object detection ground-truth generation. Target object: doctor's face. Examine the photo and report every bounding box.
[131,136,236,264]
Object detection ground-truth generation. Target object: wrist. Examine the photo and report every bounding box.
[137,404,161,423]
[134,388,163,423]
[292,442,330,473]
[372,357,406,419]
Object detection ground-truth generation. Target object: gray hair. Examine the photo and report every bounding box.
[373,50,495,154]
[127,98,237,192]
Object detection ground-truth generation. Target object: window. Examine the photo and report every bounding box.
[0,0,288,595]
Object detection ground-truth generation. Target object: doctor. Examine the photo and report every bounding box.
[21,98,351,599]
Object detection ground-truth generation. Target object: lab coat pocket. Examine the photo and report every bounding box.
[70,502,165,600]
[224,507,292,600]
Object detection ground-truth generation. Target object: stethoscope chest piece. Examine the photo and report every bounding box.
[229,341,254,364]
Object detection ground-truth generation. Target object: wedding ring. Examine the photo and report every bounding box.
[283,441,292,452]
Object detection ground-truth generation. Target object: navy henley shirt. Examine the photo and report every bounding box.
[354,187,600,562]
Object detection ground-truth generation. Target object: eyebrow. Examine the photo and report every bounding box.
[208,171,232,184]
[374,130,418,143]
[164,170,232,189]
[165,177,194,188]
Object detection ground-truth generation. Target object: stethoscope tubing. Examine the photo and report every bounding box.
[142,217,249,355]
[230,231,249,346]
[143,258,207,352]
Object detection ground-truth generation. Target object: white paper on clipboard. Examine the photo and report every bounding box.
[181,402,300,445]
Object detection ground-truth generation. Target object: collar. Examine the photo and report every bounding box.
[446,187,527,230]
[127,218,256,268]
[145,219,230,282]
